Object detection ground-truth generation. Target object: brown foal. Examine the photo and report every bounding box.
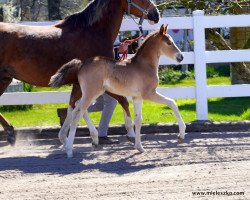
[50,25,186,158]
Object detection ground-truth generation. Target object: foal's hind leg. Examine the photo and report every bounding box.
[59,84,81,146]
[65,92,101,158]
[64,101,84,158]
[145,91,186,141]
[61,105,99,150]
[0,75,15,145]
[58,107,73,146]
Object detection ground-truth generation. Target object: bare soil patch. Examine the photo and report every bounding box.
[0,132,249,200]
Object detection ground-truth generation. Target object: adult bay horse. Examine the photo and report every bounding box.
[0,0,160,145]
[50,25,186,158]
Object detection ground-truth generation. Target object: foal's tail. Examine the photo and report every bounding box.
[49,59,82,88]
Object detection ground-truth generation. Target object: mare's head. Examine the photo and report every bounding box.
[122,0,160,24]
[156,24,184,63]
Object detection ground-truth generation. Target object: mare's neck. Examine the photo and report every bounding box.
[90,0,124,45]
[132,39,161,68]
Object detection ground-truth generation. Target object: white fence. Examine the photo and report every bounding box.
[0,10,250,120]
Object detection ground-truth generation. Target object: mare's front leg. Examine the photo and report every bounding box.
[145,91,186,141]
[82,112,98,147]
[0,75,15,145]
[133,97,145,153]
[0,114,15,145]
[106,92,135,141]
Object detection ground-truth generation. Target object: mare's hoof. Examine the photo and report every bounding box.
[98,136,119,145]
[7,134,16,146]
[6,126,16,146]
[126,136,135,144]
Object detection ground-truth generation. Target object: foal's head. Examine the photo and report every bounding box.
[156,24,184,63]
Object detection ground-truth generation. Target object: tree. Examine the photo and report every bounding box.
[157,0,250,84]
[10,0,89,21]
[48,0,61,20]
[229,2,250,84]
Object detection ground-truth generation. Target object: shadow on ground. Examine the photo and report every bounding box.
[0,131,249,175]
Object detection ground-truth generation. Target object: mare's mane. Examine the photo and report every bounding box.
[57,0,111,28]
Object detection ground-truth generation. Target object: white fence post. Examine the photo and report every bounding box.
[193,10,208,120]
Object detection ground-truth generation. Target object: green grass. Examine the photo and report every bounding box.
[32,85,72,92]
[31,77,231,91]
[160,76,230,87]
[1,76,249,127]
[1,97,249,128]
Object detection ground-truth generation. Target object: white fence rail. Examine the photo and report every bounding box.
[1,10,250,120]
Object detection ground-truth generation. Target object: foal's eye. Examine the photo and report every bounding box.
[165,38,172,45]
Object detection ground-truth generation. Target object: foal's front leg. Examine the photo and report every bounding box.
[133,97,145,153]
[145,91,186,141]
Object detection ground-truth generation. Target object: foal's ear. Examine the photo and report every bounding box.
[159,24,165,35]
[164,24,169,33]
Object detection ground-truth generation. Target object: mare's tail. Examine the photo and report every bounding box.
[49,59,82,88]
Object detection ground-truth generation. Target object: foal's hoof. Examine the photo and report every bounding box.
[177,136,184,143]
[59,134,68,145]
[91,136,99,147]
[61,138,69,150]
[92,142,99,148]
[176,132,186,143]
[66,150,73,158]
[135,145,145,153]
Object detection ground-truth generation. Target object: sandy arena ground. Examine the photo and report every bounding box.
[0,131,249,200]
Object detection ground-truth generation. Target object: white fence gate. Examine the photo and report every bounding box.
[0,10,250,120]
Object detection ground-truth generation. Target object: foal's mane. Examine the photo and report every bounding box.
[57,0,111,28]
[133,30,159,57]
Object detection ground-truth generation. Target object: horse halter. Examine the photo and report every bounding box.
[126,0,152,33]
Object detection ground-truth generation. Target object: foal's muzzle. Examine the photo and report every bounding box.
[176,53,184,63]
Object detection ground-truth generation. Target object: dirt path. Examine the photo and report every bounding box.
[0,132,249,200]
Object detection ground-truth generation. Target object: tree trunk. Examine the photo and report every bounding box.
[48,0,61,20]
[230,3,250,84]
[206,29,250,84]
[0,7,3,22]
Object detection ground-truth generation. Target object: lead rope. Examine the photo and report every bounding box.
[116,0,155,60]
[116,34,144,61]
